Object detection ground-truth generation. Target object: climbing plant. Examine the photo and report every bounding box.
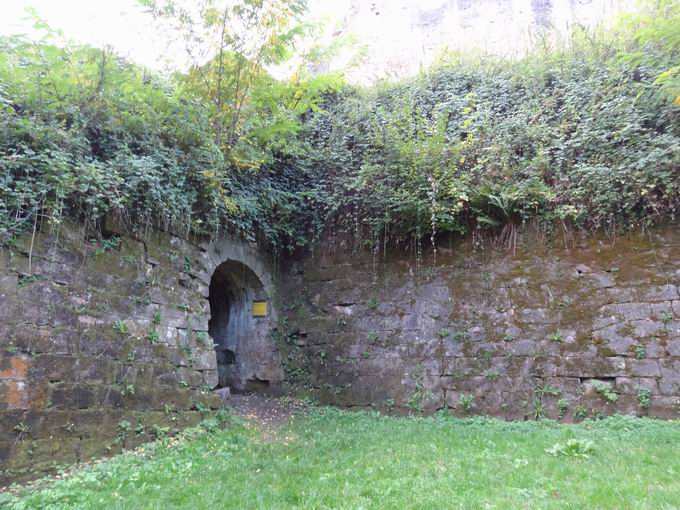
[0,0,678,253]
[296,1,680,252]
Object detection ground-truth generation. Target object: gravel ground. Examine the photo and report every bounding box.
[226,394,307,431]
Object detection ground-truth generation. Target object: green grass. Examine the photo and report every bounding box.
[4,409,680,509]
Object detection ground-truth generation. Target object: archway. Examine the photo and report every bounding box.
[207,259,283,393]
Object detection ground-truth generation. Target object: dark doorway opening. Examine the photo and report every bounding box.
[207,260,271,392]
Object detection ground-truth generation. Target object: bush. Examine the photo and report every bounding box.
[2,2,678,253]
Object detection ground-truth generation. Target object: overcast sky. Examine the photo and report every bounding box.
[0,0,349,71]
[1,0,632,82]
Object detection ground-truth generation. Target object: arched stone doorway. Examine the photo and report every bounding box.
[203,239,284,394]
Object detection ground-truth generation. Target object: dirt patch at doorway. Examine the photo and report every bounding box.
[227,394,307,432]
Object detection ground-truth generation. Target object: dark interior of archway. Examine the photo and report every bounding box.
[208,274,234,389]
[207,260,269,393]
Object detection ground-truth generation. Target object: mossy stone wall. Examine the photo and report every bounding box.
[0,221,227,484]
[4,221,680,483]
[279,226,680,420]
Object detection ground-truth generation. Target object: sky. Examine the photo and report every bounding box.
[0,0,632,82]
[0,0,350,71]
[2,0,167,68]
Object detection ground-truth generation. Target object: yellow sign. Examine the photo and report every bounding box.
[252,301,267,317]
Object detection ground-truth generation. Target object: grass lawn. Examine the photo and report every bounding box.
[3,408,680,509]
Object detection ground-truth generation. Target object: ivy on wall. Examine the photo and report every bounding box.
[0,1,678,254]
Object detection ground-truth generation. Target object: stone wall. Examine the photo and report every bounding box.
[4,220,680,482]
[0,220,280,484]
[279,226,680,420]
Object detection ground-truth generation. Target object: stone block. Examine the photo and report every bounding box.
[215,387,230,404]
[0,381,29,410]
[626,359,661,377]
[48,383,98,410]
[673,300,680,316]
[0,410,31,443]
[616,377,658,395]
[649,396,680,419]
[557,357,626,378]
[193,348,217,371]
[500,339,533,356]
[637,339,664,358]
[187,314,209,331]
[643,284,679,302]
[606,286,640,304]
[117,363,157,387]
[0,354,29,381]
[31,355,82,385]
[176,367,202,388]
[518,308,554,325]
[617,302,651,321]
[79,330,129,359]
[631,320,665,338]
[659,360,680,394]
[526,357,559,378]
[666,341,680,357]
[163,309,190,329]
[202,370,218,388]
[593,325,636,355]
[198,392,222,410]
[6,437,79,471]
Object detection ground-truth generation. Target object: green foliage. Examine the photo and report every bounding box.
[196,331,210,346]
[13,422,30,440]
[121,384,136,396]
[140,0,340,164]
[113,320,129,336]
[405,382,433,415]
[146,329,160,345]
[199,417,220,433]
[94,237,120,256]
[558,399,569,419]
[459,394,474,414]
[149,425,171,439]
[0,33,222,243]
[16,274,45,288]
[592,381,619,403]
[549,333,562,343]
[617,0,680,105]
[532,398,546,420]
[436,327,451,338]
[7,411,680,509]
[1,1,678,255]
[575,405,589,419]
[484,370,500,381]
[367,331,379,344]
[116,420,132,444]
[122,255,139,265]
[545,439,595,459]
[637,387,652,409]
[0,8,341,251]
[535,385,561,398]
[183,256,192,273]
[293,5,680,249]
